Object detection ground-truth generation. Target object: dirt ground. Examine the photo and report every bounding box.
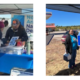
[46,36,80,76]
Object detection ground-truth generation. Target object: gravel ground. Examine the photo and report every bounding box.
[46,37,80,76]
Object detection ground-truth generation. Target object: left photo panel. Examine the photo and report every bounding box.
[0,4,33,76]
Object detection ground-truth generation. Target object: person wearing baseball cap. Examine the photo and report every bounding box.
[5,19,28,46]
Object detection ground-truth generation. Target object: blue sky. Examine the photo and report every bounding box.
[46,9,80,26]
[0,14,11,18]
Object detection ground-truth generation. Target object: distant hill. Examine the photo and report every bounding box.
[55,25,80,31]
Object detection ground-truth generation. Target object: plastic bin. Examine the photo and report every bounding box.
[0,46,24,55]
[10,67,33,76]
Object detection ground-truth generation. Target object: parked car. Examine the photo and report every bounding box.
[61,30,78,44]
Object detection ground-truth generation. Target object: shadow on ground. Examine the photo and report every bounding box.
[55,63,80,75]
[0,72,9,76]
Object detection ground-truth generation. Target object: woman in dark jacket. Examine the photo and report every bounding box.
[5,19,28,46]
[65,29,79,69]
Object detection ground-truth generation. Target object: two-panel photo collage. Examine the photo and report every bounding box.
[0,4,80,76]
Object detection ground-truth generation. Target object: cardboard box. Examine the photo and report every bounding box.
[63,53,71,62]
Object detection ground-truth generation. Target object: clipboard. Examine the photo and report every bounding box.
[8,36,19,46]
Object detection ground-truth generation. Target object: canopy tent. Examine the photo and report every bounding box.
[0,4,33,14]
[46,4,80,13]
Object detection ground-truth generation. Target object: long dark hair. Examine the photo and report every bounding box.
[19,22,24,29]
[4,20,8,27]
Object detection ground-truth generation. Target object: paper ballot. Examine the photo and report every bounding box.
[8,36,19,46]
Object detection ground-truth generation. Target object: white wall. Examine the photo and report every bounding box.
[7,18,11,27]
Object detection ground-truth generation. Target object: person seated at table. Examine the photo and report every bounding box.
[5,19,28,46]
[0,21,5,46]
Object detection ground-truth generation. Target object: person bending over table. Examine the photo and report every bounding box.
[5,19,28,46]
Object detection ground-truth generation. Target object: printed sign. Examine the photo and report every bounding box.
[26,15,33,34]
[78,35,80,46]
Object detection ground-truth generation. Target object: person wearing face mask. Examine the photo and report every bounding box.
[65,29,79,69]
[5,19,28,46]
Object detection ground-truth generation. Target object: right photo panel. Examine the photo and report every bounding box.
[46,4,80,76]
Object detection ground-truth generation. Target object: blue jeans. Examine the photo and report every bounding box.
[69,49,76,68]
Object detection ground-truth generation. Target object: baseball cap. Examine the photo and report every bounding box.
[0,21,5,28]
[12,19,20,26]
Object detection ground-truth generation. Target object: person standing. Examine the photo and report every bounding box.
[0,21,5,46]
[65,29,79,69]
[46,28,49,35]
[2,20,9,38]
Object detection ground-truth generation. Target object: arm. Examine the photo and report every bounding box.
[65,35,69,53]
[5,28,10,41]
[74,34,79,50]
[0,31,2,39]
[16,28,28,46]
[21,28,28,42]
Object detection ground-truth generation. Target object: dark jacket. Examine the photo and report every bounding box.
[5,26,28,42]
[0,30,2,40]
[0,30,7,47]
[65,34,79,54]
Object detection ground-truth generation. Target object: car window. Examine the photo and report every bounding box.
[66,31,69,34]
[65,30,78,36]
[73,31,78,35]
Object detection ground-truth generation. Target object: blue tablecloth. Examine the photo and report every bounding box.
[0,53,33,74]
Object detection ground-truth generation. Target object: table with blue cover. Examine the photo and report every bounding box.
[0,53,33,74]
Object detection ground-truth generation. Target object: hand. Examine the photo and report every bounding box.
[16,39,21,43]
[22,41,25,46]
[66,52,68,54]
[5,44,8,46]
[7,41,9,43]
[46,33,49,36]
